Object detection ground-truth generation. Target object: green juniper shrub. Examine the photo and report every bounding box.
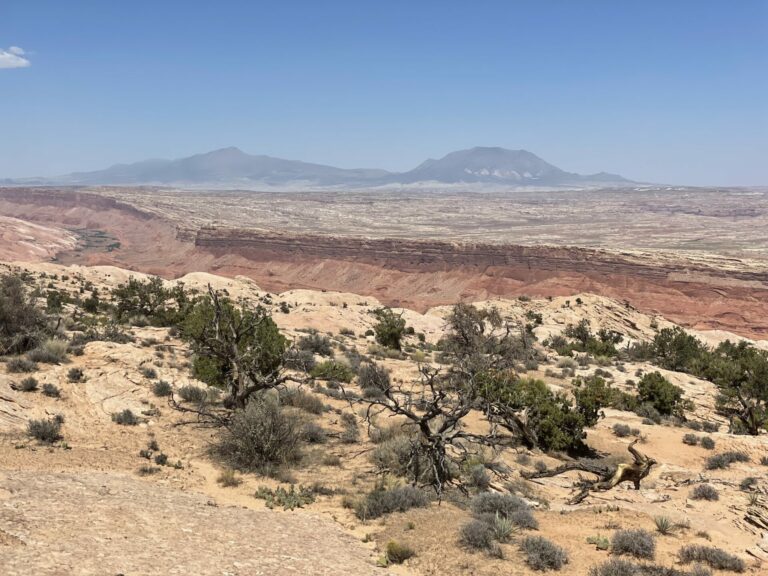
[297,333,334,357]
[372,307,407,350]
[637,372,686,417]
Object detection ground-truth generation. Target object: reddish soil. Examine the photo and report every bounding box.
[2,187,767,338]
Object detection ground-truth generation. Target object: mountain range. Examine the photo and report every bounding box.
[4,146,634,188]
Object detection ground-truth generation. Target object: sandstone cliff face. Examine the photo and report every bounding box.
[1,187,767,338]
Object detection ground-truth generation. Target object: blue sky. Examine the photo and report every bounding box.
[1,1,766,185]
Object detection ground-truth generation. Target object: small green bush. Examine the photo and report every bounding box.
[520,536,568,571]
[682,433,700,446]
[691,484,718,501]
[354,485,430,520]
[460,520,495,551]
[27,339,69,364]
[678,545,745,572]
[385,540,415,564]
[705,451,749,470]
[112,409,139,425]
[700,436,715,450]
[297,333,333,357]
[139,365,158,379]
[217,396,301,473]
[17,376,39,392]
[178,385,207,403]
[611,529,655,560]
[310,360,354,383]
[67,367,85,382]
[7,357,38,373]
[302,422,327,444]
[281,388,325,414]
[152,380,173,397]
[27,417,62,443]
[42,383,61,397]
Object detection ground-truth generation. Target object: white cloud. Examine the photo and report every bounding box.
[0,46,31,69]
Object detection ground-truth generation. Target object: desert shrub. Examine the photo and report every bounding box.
[638,372,685,417]
[27,417,62,443]
[460,520,495,551]
[139,365,158,379]
[217,395,301,473]
[705,451,749,470]
[112,409,139,425]
[682,433,700,446]
[283,348,316,372]
[152,380,173,397]
[467,464,491,490]
[297,333,333,357]
[613,423,634,437]
[310,360,354,383]
[654,516,673,535]
[7,357,38,373]
[67,367,84,382]
[177,385,207,403]
[691,484,718,501]
[702,421,719,433]
[27,339,69,364]
[357,363,391,397]
[216,469,242,487]
[280,388,325,414]
[372,307,407,350]
[520,536,568,571]
[17,376,39,392]
[588,559,711,576]
[739,476,758,491]
[302,422,327,444]
[42,383,61,397]
[385,540,415,564]
[0,274,49,355]
[354,485,430,520]
[371,434,417,478]
[254,484,315,510]
[471,492,538,529]
[699,436,715,450]
[154,453,168,465]
[651,327,708,373]
[340,412,359,444]
[678,545,745,572]
[611,529,656,560]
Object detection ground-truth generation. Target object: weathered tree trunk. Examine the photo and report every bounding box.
[522,440,656,504]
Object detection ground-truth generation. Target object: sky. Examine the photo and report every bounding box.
[1,1,766,185]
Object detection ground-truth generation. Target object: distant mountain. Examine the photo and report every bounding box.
[392,147,630,186]
[49,147,390,186]
[5,146,634,188]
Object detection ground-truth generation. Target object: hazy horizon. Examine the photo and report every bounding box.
[1,1,766,186]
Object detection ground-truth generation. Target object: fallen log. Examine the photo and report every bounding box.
[522,440,657,504]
